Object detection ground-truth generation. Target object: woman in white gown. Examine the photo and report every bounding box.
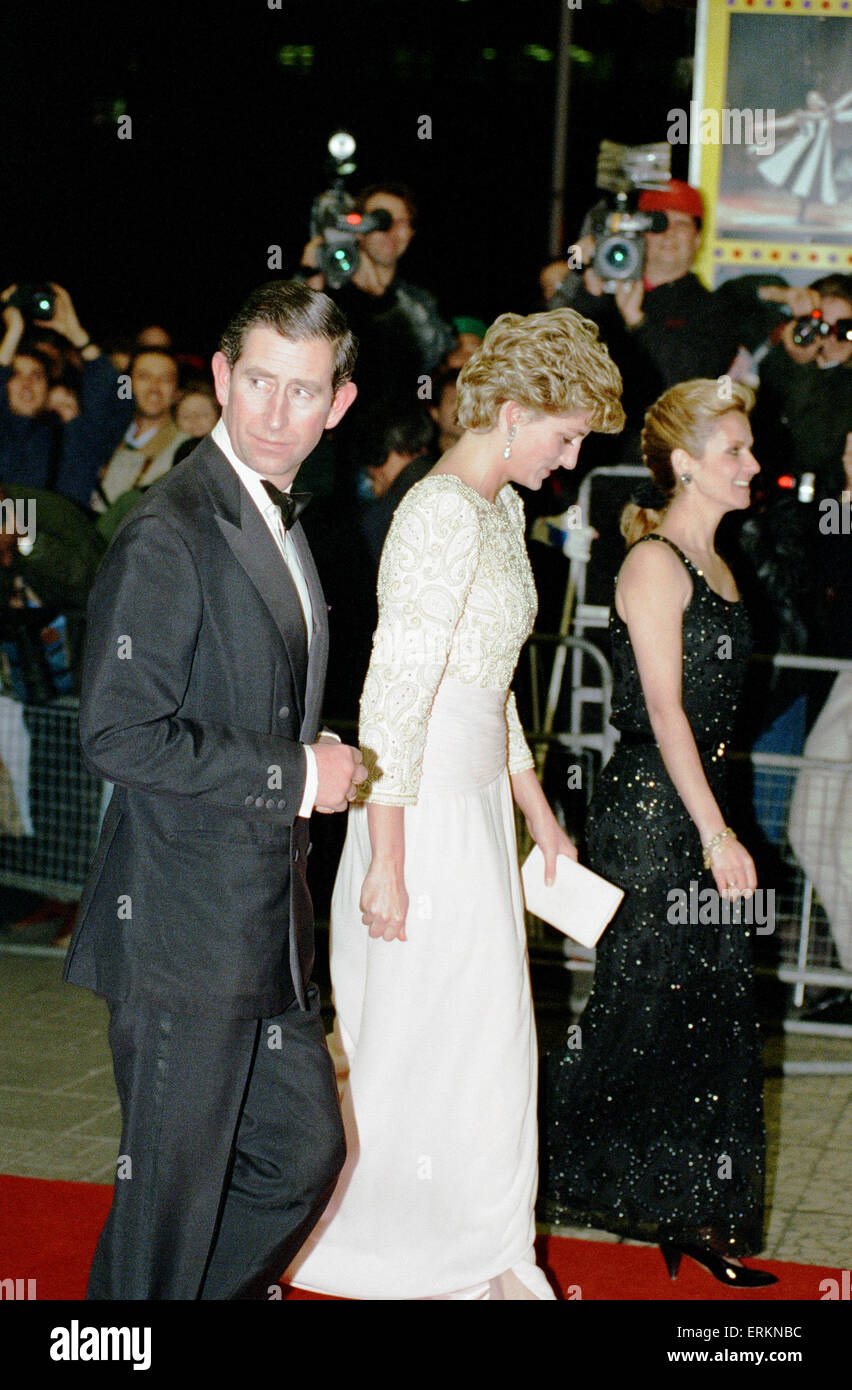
[287,308,625,1300]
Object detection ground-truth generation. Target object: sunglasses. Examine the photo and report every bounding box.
[792,312,852,346]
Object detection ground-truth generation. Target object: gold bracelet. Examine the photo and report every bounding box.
[702,827,737,870]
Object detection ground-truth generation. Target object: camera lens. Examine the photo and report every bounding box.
[595,235,642,281]
[792,316,819,346]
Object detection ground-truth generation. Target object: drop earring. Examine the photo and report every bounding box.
[503,424,518,460]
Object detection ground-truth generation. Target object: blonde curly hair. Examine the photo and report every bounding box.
[455,308,625,434]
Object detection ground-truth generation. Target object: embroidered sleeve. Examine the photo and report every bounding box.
[506,690,534,775]
[358,484,482,805]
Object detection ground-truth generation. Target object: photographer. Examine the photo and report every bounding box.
[0,283,131,508]
[547,181,740,452]
[752,275,852,501]
[722,276,852,702]
[299,183,453,415]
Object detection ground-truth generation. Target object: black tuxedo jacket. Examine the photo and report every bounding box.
[64,435,328,1017]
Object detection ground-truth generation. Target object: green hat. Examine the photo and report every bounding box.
[452,316,488,340]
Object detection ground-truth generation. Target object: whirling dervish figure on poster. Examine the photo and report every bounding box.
[749,88,852,223]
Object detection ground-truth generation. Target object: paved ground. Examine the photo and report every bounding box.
[2,915,850,1271]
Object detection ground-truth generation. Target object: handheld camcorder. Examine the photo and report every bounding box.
[310,132,393,289]
[589,141,672,291]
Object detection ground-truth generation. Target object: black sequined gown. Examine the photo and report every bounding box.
[540,534,766,1256]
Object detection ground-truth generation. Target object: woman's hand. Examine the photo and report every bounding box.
[707,838,758,901]
[511,768,578,886]
[526,810,579,887]
[360,858,410,942]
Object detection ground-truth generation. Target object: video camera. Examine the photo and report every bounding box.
[6,284,56,320]
[310,132,393,289]
[588,141,672,291]
[792,308,852,347]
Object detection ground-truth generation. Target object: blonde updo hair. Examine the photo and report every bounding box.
[620,378,756,547]
[455,308,625,434]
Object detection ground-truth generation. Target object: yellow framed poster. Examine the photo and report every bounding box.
[691,0,852,286]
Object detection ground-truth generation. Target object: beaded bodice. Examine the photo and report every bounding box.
[359,474,537,805]
[609,533,752,749]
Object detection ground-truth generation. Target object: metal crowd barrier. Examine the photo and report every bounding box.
[0,695,103,902]
[1,648,849,1075]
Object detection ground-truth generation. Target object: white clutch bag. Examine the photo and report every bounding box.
[521,845,624,949]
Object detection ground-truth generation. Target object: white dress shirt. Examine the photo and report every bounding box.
[212,418,318,817]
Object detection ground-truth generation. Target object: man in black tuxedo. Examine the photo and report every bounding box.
[64,280,365,1299]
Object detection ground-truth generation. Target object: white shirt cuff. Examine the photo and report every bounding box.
[299,745,318,818]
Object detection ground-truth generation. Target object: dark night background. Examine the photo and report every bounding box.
[1,0,697,353]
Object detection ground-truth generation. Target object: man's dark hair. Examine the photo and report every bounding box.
[218,280,358,392]
[381,408,434,462]
[810,274,852,306]
[129,345,180,375]
[357,182,418,228]
[432,366,460,406]
[12,346,52,379]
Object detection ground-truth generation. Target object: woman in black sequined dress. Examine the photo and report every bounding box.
[541,379,778,1288]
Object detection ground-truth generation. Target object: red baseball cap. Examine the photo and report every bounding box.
[638,179,704,223]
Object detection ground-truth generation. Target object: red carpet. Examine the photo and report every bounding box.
[0,1174,836,1301]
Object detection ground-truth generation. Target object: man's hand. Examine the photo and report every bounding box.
[299,237,326,291]
[33,283,90,349]
[540,260,571,303]
[582,265,606,298]
[350,254,386,297]
[0,286,25,364]
[758,284,821,318]
[360,857,409,942]
[313,741,366,813]
[1,285,24,332]
[614,278,645,328]
[779,317,820,365]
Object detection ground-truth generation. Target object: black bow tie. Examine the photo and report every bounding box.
[261,480,312,531]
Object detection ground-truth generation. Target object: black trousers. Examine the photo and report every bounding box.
[87,984,345,1300]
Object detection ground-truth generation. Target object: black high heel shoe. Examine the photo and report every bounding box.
[660,1241,778,1288]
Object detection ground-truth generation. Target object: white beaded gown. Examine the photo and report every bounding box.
[287,474,555,1300]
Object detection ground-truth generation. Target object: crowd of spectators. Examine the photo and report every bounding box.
[0,173,849,982]
[0,177,849,715]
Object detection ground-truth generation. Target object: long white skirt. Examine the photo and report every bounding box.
[287,679,553,1299]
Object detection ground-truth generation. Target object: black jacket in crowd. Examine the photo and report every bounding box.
[0,356,132,509]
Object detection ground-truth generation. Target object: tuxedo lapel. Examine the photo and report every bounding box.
[289,521,328,742]
[201,442,310,719]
